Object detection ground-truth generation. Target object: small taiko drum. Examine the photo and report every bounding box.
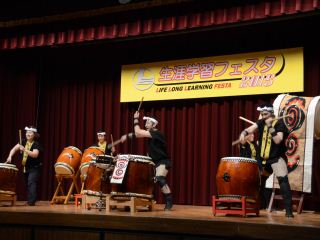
[79,147,104,176]
[83,163,112,196]
[0,163,18,193]
[54,146,82,175]
[111,155,155,199]
[95,155,114,170]
[216,157,260,200]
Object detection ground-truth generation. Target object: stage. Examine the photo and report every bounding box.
[0,201,319,240]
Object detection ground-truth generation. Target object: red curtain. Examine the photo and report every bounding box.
[1,0,319,50]
[0,53,39,199]
[0,44,319,207]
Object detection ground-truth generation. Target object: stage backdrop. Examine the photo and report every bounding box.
[267,94,320,193]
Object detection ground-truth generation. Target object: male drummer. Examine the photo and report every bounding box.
[6,126,43,206]
[121,112,173,211]
[239,103,294,218]
[93,131,115,156]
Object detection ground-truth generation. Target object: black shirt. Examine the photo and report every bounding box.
[240,142,257,159]
[256,118,288,163]
[148,129,171,168]
[22,139,43,170]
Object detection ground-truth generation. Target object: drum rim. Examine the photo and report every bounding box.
[118,154,152,160]
[84,146,104,151]
[116,154,154,164]
[81,190,107,197]
[110,191,153,199]
[54,162,75,174]
[221,156,258,162]
[96,154,114,159]
[65,146,82,155]
[0,163,18,171]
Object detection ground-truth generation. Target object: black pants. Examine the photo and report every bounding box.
[24,167,41,205]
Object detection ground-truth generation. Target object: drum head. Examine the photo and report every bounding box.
[95,155,114,169]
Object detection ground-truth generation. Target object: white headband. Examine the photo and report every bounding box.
[257,106,274,112]
[25,126,37,133]
[143,116,158,126]
[97,132,106,135]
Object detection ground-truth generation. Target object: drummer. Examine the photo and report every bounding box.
[93,131,116,156]
[5,126,43,206]
[121,112,173,211]
[239,103,293,218]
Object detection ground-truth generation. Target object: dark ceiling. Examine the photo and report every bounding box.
[0,0,261,22]
[0,0,151,21]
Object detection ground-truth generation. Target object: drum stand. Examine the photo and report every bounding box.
[267,189,304,214]
[0,190,17,206]
[212,195,260,217]
[94,169,109,211]
[106,195,154,213]
[51,170,80,204]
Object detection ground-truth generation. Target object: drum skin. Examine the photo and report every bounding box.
[0,163,18,193]
[216,157,260,199]
[80,147,104,175]
[54,146,82,175]
[84,164,111,194]
[111,155,155,198]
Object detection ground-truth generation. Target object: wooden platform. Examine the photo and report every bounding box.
[0,201,319,240]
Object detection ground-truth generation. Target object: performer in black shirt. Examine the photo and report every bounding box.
[6,126,43,206]
[121,112,173,210]
[239,103,293,218]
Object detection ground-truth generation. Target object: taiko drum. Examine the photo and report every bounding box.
[216,157,260,200]
[54,146,82,175]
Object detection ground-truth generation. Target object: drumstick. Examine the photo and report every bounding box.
[137,97,144,112]
[274,113,293,120]
[107,138,122,149]
[232,135,252,146]
[19,130,22,153]
[239,116,255,125]
[110,134,114,156]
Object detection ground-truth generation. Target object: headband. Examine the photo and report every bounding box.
[25,126,37,133]
[143,116,158,126]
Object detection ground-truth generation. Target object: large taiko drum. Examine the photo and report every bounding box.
[216,157,260,200]
[83,163,112,196]
[111,155,155,199]
[0,163,18,193]
[54,146,82,175]
[79,147,104,175]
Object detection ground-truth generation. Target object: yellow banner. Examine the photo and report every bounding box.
[120,47,303,102]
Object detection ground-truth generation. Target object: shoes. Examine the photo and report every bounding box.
[285,209,294,218]
[163,193,173,211]
[164,201,173,211]
[25,202,35,206]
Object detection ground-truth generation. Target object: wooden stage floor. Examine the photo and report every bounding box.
[0,201,319,240]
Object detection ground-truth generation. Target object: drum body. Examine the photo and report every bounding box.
[111,155,155,199]
[0,163,18,193]
[83,163,112,196]
[54,146,82,175]
[80,147,104,175]
[216,157,260,199]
